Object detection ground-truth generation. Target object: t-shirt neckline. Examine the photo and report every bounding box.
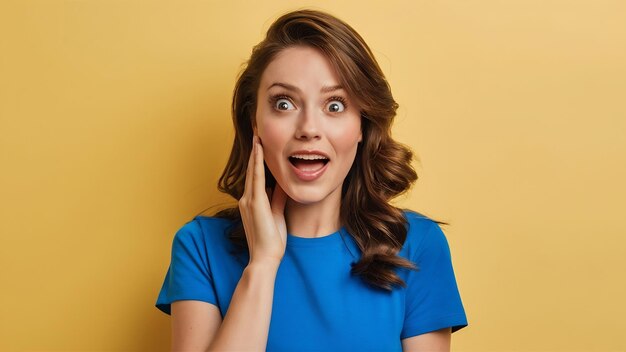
[286,227,346,248]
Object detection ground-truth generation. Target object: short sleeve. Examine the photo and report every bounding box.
[155,220,218,315]
[401,220,468,339]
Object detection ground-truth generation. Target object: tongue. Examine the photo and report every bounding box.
[292,159,326,172]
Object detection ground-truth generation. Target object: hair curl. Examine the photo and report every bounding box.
[202,9,447,291]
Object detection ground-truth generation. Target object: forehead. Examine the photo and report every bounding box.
[260,46,342,90]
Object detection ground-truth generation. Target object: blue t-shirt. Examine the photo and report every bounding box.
[155,210,468,351]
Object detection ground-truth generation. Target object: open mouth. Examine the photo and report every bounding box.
[288,155,330,172]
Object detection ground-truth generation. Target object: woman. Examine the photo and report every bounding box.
[156,9,468,351]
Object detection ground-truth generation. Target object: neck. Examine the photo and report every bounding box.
[284,186,342,238]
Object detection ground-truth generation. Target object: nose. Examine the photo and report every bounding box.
[295,106,321,140]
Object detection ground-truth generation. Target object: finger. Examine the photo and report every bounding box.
[253,137,266,198]
[243,136,256,197]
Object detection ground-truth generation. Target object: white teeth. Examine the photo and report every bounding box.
[290,154,328,160]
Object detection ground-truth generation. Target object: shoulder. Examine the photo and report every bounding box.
[402,209,438,230]
[172,215,235,247]
[401,209,451,261]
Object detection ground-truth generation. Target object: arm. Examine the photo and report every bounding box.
[401,327,451,352]
[206,260,280,352]
[170,260,279,352]
[400,218,467,346]
[170,135,286,351]
[171,300,222,351]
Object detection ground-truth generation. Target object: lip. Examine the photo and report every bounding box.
[289,160,329,181]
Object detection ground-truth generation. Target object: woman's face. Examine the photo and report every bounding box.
[255,45,362,205]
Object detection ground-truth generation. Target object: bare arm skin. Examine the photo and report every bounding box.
[205,261,280,351]
[401,327,452,352]
[170,261,279,351]
[170,135,288,351]
[171,301,221,351]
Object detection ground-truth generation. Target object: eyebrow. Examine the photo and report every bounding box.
[267,82,344,94]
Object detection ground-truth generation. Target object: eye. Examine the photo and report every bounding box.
[275,98,295,111]
[326,98,346,113]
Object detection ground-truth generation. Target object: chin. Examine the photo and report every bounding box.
[277,178,339,205]
[284,187,328,205]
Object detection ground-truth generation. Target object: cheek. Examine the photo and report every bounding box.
[328,119,362,152]
[258,120,289,164]
[259,120,286,144]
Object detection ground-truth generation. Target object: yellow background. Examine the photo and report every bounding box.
[1,1,625,351]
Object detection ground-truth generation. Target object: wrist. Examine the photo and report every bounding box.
[247,258,281,272]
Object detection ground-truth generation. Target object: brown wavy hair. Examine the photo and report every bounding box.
[204,9,447,291]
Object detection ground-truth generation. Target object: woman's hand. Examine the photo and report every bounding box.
[238,135,288,267]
